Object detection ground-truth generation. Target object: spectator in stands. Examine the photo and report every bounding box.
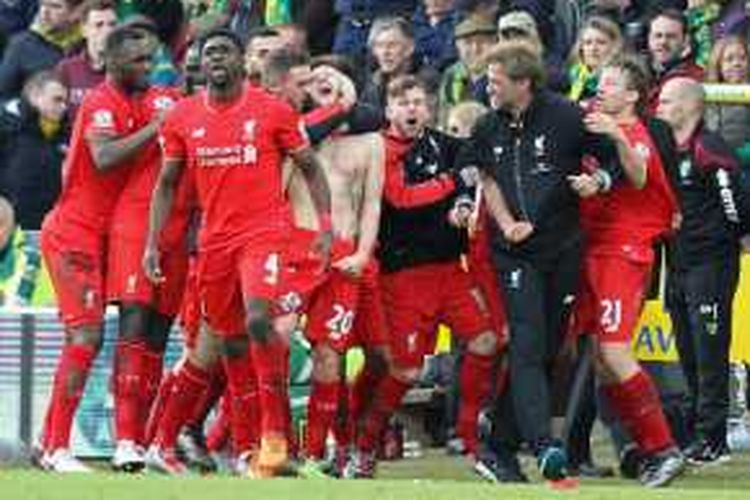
[0,0,83,100]
[0,0,39,54]
[361,16,440,114]
[0,196,55,307]
[184,0,233,43]
[646,9,704,113]
[332,0,417,64]
[704,35,750,169]
[497,10,568,91]
[56,0,117,117]
[275,22,309,53]
[412,0,460,73]
[437,14,496,126]
[244,27,285,84]
[0,70,68,230]
[567,16,623,103]
[302,0,336,55]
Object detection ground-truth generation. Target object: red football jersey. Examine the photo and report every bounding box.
[45,80,141,235]
[112,87,187,242]
[159,85,309,249]
[581,120,677,255]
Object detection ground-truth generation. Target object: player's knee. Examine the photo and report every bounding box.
[312,344,340,383]
[365,347,389,377]
[67,325,104,353]
[273,312,299,340]
[593,342,633,383]
[118,303,150,339]
[245,299,272,342]
[391,365,420,386]
[467,330,498,357]
[221,335,249,360]
[143,311,174,353]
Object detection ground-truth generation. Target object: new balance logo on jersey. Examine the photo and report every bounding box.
[407,332,418,353]
[126,274,137,294]
[242,120,256,141]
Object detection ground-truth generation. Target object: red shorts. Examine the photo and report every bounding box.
[40,225,106,328]
[469,259,508,345]
[573,252,651,344]
[106,233,188,317]
[381,261,493,369]
[306,241,387,353]
[179,258,200,349]
[197,240,284,337]
[277,228,328,314]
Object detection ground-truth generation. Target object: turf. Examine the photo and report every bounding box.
[3,449,749,500]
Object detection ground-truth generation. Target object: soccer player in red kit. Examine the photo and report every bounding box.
[143,29,331,476]
[37,22,164,473]
[572,59,686,487]
[345,76,500,478]
[105,80,191,470]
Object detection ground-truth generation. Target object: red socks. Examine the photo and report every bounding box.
[144,369,176,446]
[153,359,210,450]
[188,365,226,427]
[249,336,289,439]
[43,343,97,451]
[114,339,162,444]
[206,392,231,453]
[603,370,675,455]
[456,352,494,454]
[356,374,410,453]
[349,362,382,442]
[223,353,260,454]
[305,380,339,459]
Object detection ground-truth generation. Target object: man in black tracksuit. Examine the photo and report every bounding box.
[458,41,622,482]
[657,77,744,464]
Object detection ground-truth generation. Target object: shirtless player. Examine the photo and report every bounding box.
[275,60,389,477]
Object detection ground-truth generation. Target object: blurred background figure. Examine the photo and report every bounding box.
[0,70,69,230]
[567,15,624,103]
[0,0,83,100]
[0,196,55,307]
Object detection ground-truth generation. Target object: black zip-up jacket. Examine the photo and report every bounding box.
[665,125,743,269]
[377,128,470,273]
[0,97,68,229]
[459,90,621,263]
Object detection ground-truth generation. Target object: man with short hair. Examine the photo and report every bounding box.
[361,16,439,114]
[459,40,620,483]
[273,61,388,479]
[56,0,118,117]
[574,58,685,487]
[0,0,84,99]
[244,27,285,85]
[657,76,744,466]
[0,70,68,230]
[345,75,500,479]
[104,36,185,473]
[144,28,331,478]
[37,21,164,473]
[437,14,496,127]
[646,9,704,113]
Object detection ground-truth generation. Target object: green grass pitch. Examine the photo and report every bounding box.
[2,449,750,500]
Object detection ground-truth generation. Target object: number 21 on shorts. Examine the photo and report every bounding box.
[600,298,622,334]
